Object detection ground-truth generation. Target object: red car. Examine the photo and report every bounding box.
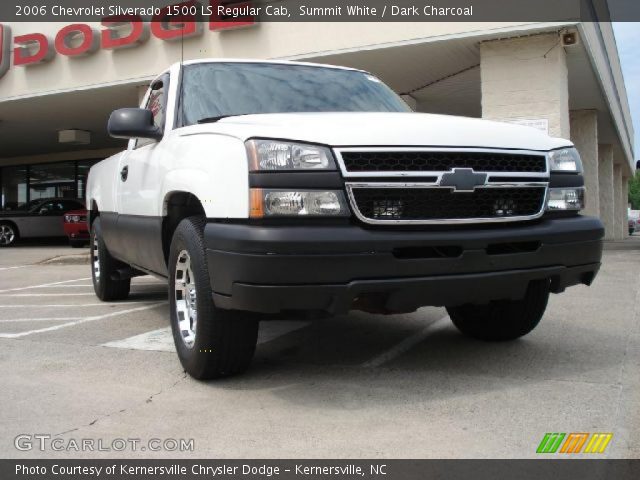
[63,209,89,247]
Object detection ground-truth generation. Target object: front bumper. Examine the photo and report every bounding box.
[63,223,89,239]
[204,216,603,314]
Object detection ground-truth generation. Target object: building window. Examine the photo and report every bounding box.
[77,159,99,201]
[0,165,28,211]
[29,161,76,201]
[0,159,101,211]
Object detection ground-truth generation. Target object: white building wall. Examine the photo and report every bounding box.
[480,33,570,138]
[570,110,599,217]
[598,144,615,240]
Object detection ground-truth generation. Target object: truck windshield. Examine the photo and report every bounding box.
[179,62,410,126]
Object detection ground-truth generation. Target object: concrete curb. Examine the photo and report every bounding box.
[38,253,90,265]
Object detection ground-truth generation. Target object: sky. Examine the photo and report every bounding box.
[612,22,639,160]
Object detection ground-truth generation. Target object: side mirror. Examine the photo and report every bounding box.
[108,108,162,141]
[636,160,640,170]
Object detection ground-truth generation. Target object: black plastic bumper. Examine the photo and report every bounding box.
[204,216,604,314]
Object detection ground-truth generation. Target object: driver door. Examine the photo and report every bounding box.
[112,75,169,274]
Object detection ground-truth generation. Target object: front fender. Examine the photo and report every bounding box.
[160,132,249,218]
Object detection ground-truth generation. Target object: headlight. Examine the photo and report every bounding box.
[246,139,336,171]
[549,147,582,172]
[546,187,585,211]
[250,189,349,218]
[64,215,71,222]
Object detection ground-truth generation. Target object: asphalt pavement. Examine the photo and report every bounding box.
[0,237,638,459]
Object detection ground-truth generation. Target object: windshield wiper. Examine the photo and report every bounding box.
[197,114,252,124]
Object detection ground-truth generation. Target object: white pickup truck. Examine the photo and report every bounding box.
[87,59,603,379]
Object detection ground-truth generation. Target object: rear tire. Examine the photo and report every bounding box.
[169,216,259,380]
[0,222,18,247]
[91,217,130,301]
[446,280,550,341]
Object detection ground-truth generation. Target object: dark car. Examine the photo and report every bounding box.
[0,198,85,247]
[630,215,640,235]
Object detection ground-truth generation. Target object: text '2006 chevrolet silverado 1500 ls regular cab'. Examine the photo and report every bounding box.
[87,59,604,379]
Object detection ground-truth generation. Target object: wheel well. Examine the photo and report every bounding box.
[0,219,19,236]
[162,192,205,264]
[89,200,100,226]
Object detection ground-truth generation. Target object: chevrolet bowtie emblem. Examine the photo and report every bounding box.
[439,168,488,192]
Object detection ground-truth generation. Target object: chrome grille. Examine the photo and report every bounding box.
[336,148,550,225]
[349,185,547,222]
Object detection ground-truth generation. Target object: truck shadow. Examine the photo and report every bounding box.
[201,307,621,408]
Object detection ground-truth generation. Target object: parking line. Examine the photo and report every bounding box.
[35,284,94,288]
[102,320,311,353]
[0,317,85,323]
[0,301,159,308]
[2,293,97,297]
[0,303,166,338]
[361,315,450,368]
[0,277,91,294]
[0,265,30,271]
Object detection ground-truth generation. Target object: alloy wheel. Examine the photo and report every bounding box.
[92,236,100,281]
[0,225,16,246]
[175,250,198,349]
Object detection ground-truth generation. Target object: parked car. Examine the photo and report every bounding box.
[87,59,604,379]
[63,209,89,247]
[0,198,85,247]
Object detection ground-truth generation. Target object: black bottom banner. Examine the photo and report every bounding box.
[2,460,640,480]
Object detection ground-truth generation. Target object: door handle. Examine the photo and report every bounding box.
[120,165,129,182]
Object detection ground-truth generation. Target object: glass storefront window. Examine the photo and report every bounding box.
[0,158,102,211]
[29,162,76,201]
[0,165,28,211]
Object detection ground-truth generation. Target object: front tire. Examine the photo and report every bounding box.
[91,217,130,301]
[446,280,550,341]
[169,216,259,380]
[0,222,18,247]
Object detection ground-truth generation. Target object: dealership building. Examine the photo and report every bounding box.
[0,16,635,239]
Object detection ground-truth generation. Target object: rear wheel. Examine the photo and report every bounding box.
[0,222,18,247]
[91,217,130,301]
[446,280,550,341]
[169,216,259,379]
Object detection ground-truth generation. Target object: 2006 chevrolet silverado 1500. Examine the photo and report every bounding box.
[87,59,604,379]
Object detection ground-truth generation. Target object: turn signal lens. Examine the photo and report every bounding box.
[249,189,349,218]
[246,139,336,171]
[546,187,585,211]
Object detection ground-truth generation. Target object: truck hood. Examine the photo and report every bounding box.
[182,112,571,151]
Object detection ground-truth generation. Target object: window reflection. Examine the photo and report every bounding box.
[0,159,100,211]
[181,63,409,126]
[29,162,76,201]
[0,165,28,211]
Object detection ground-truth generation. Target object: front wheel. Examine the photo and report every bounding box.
[446,280,550,341]
[90,217,130,301]
[0,222,18,247]
[169,216,259,380]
